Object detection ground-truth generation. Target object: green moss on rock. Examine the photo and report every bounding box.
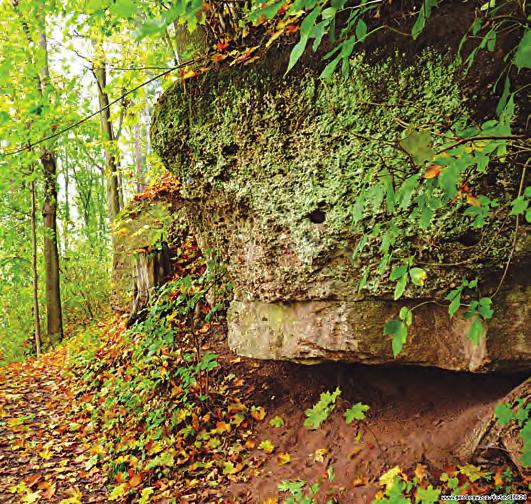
[152,50,519,302]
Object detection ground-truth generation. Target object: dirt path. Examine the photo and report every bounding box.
[0,340,526,503]
[0,350,107,503]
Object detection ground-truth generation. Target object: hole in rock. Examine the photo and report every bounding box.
[459,230,482,247]
[308,208,326,224]
[222,143,239,156]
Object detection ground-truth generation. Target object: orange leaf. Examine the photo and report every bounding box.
[414,463,427,482]
[424,164,442,179]
[211,53,228,63]
[251,406,266,421]
[214,40,230,51]
[128,473,142,488]
[466,194,481,207]
[285,24,300,34]
[38,481,56,499]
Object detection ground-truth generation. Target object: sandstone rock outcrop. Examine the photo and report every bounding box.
[152,48,530,372]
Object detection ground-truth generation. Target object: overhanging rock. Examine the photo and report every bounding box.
[151,48,530,372]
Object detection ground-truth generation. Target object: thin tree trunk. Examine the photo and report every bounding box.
[42,152,63,344]
[92,46,121,221]
[30,179,42,356]
[63,155,70,251]
[39,16,63,344]
[134,121,146,192]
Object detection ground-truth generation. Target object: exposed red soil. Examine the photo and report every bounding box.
[214,337,526,502]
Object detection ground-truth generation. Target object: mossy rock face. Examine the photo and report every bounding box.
[112,199,182,313]
[152,50,530,371]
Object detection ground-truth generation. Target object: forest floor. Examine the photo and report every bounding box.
[0,326,527,503]
[0,348,108,502]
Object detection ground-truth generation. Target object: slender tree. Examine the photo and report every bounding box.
[38,12,63,343]
[30,177,42,355]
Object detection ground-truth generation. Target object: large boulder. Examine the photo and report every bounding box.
[151,47,530,372]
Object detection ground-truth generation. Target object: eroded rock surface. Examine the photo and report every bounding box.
[152,49,530,372]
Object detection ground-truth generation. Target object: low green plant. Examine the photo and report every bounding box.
[278,464,337,503]
[304,388,341,430]
[495,396,531,467]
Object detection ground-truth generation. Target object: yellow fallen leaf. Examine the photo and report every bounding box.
[39,448,53,460]
[312,448,328,463]
[379,466,402,493]
[258,439,275,454]
[414,463,427,482]
[352,476,368,487]
[277,452,292,465]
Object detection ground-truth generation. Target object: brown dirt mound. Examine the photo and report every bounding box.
[214,335,526,502]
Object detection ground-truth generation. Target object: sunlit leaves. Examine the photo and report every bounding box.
[400,131,434,165]
[495,403,514,425]
[269,415,285,427]
[409,267,427,287]
[344,402,369,423]
[411,0,439,40]
[513,29,531,70]
[258,439,275,454]
[109,0,137,18]
[304,388,341,430]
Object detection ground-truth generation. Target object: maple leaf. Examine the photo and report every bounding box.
[38,447,53,460]
[251,406,266,421]
[379,466,403,492]
[258,439,275,454]
[269,415,285,427]
[344,402,369,423]
[128,473,142,488]
[277,452,292,465]
[38,481,56,499]
[415,463,428,482]
[312,448,328,463]
[214,39,230,51]
[459,464,488,482]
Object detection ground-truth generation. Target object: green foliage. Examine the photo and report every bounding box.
[411,0,439,40]
[513,29,531,70]
[304,387,341,429]
[278,463,337,503]
[495,396,531,467]
[270,415,286,427]
[344,402,369,423]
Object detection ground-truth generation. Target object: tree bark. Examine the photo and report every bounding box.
[41,152,63,344]
[38,13,63,344]
[30,179,42,355]
[92,51,121,222]
[134,121,146,193]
